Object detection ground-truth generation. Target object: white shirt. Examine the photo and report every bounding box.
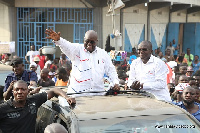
[54,38,119,95]
[128,55,171,102]
[44,60,52,68]
[26,51,40,64]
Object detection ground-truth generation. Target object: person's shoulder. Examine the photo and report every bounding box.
[6,72,14,77]
[0,100,12,112]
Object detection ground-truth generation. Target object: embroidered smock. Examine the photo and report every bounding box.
[128,55,171,102]
[54,38,119,95]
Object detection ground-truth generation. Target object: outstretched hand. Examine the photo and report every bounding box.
[67,97,76,105]
[45,29,61,41]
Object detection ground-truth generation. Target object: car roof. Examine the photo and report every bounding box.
[72,94,185,121]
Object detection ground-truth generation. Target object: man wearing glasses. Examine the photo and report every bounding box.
[127,41,171,102]
[45,29,120,96]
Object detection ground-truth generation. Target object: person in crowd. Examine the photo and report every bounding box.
[171,66,179,84]
[164,49,175,62]
[0,80,75,133]
[176,52,188,65]
[157,51,166,61]
[3,58,37,100]
[167,83,175,96]
[186,66,194,77]
[172,75,189,103]
[0,53,10,65]
[172,39,179,60]
[192,55,200,74]
[35,48,46,70]
[33,56,41,80]
[45,29,120,96]
[174,86,200,122]
[189,77,196,86]
[49,71,56,83]
[44,123,68,133]
[55,68,69,86]
[44,54,53,69]
[179,65,187,75]
[25,45,39,65]
[38,68,55,87]
[59,53,71,68]
[29,62,37,73]
[127,41,171,102]
[193,76,200,88]
[193,86,200,103]
[129,47,138,65]
[166,42,175,56]
[184,48,194,66]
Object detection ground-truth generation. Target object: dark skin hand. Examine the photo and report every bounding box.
[3,80,16,100]
[45,29,61,41]
[130,81,143,90]
[112,84,120,91]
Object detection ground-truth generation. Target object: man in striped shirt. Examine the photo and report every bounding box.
[45,29,120,96]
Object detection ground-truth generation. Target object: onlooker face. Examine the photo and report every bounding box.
[194,55,199,61]
[61,53,66,60]
[84,30,97,53]
[187,48,190,55]
[195,89,200,101]
[169,42,172,46]
[30,65,36,72]
[13,64,24,76]
[179,66,187,75]
[158,51,163,58]
[193,76,200,87]
[166,49,171,56]
[13,82,28,102]
[30,45,35,51]
[173,39,175,44]
[138,41,152,63]
[182,87,196,104]
[40,68,49,79]
[178,75,188,83]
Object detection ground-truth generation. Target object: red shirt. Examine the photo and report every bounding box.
[36,55,45,70]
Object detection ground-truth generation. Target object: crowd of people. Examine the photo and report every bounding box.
[0,29,200,132]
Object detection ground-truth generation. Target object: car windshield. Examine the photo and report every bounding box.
[75,114,200,133]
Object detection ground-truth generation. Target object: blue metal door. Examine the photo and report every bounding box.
[17,8,93,69]
[183,23,195,55]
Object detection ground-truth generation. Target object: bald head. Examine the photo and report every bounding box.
[139,41,152,51]
[44,123,68,133]
[85,30,98,40]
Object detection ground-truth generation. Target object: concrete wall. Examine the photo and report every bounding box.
[0,3,10,42]
[15,0,92,8]
[171,10,187,23]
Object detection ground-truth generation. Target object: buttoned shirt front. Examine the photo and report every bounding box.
[128,55,171,102]
[54,38,119,95]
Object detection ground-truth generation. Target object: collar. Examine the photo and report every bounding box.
[11,70,26,78]
[7,98,30,108]
[141,55,154,64]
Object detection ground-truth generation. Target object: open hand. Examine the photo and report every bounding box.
[45,29,61,41]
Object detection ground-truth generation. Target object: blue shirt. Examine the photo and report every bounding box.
[174,101,200,122]
[192,61,200,74]
[4,70,37,92]
[172,43,178,55]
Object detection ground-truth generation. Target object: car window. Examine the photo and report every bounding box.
[76,114,200,133]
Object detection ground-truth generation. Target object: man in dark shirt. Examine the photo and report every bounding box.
[3,57,38,100]
[0,80,75,133]
[38,68,55,87]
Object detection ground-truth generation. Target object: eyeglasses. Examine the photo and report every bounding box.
[138,48,148,52]
[85,40,96,44]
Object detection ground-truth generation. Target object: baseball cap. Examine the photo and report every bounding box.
[34,56,40,61]
[10,58,23,66]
